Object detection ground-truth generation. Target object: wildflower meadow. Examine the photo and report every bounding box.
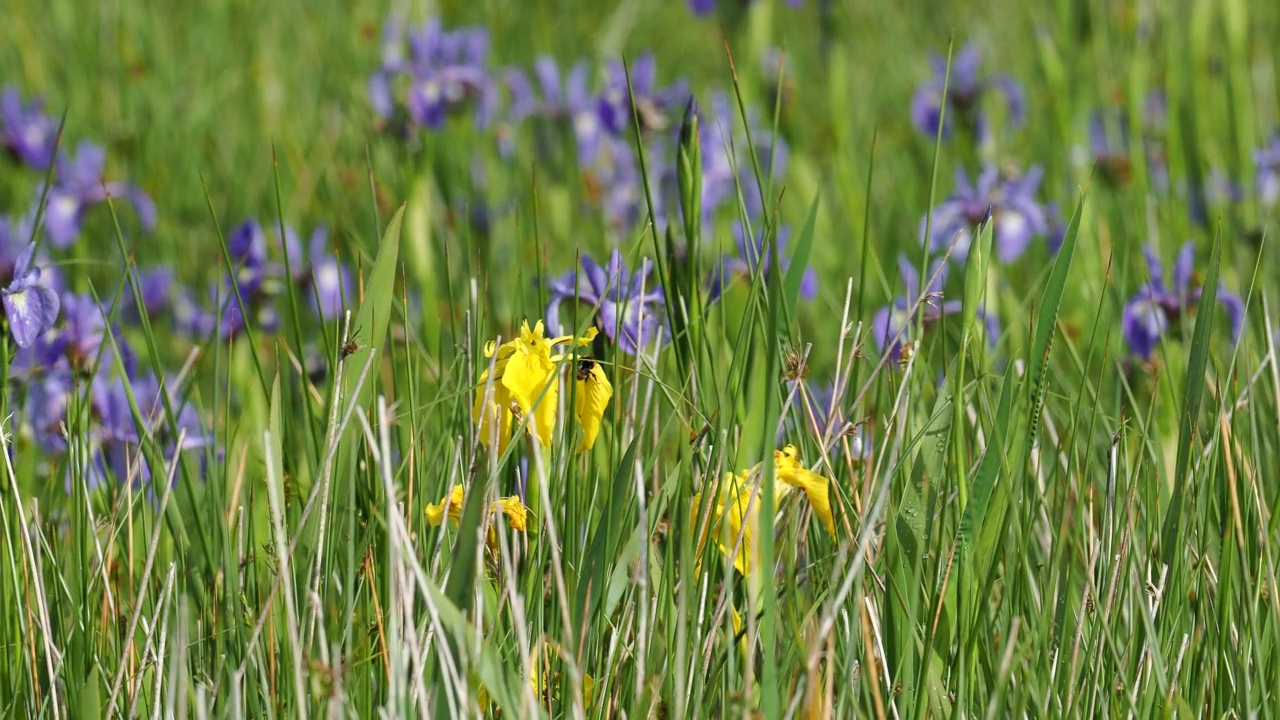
[3,0,1280,716]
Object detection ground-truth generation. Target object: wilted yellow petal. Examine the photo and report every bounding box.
[574,360,613,452]
[492,496,530,532]
[426,484,466,526]
[775,445,835,535]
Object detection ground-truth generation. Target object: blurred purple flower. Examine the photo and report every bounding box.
[277,225,354,320]
[124,267,174,321]
[870,256,998,358]
[920,163,1049,263]
[597,54,689,137]
[227,219,271,297]
[3,243,60,348]
[40,142,157,248]
[546,249,667,355]
[56,293,108,368]
[23,362,73,452]
[505,57,604,165]
[1121,242,1245,359]
[708,221,816,302]
[86,372,207,488]
[910,43,1024,141]
[0,86,58,169]
[369,17,407,118]
[373,18,497,131]
[1254,131,1280,208]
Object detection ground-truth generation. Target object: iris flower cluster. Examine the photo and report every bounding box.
[173,219,354,341]
[920,163,1054,264]
[910,43,1025,142]
[472,321,614,455]
[1121,243,1244,360]
[369,18,497,130]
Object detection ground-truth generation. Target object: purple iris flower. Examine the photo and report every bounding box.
[85,372,207,488]
[910,43,1025,141]
[369,17,497,130]
[124,267,174,321]
[593,135,667,233]
[694,91,788,224]
[1254,131,1280,208]
[1,86,58,169]
[920,163,1050,263]
[369,17,407,119]
[597,53,689,137]
[708,221,816,302]
[3,243,60,348]
[55,293,108,369]
[506,57,603,165]
[40,142,157,249]
[1121,242,1245,359]
[545,249,667,355]
[227,219,271,297]
[870,256,999,359]
[289,228,353,320]
[23,362,73,452]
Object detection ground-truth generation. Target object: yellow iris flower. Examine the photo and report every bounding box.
[473,320,613,454]
[573,358,613,453]
[692,445,835,575]
[425,484,530,550]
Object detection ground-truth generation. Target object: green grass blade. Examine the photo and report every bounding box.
[1159,228,1222,567]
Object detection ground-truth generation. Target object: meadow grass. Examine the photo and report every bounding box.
[2,0,1280,717]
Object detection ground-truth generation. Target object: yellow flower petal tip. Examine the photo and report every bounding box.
[574,358,613,453]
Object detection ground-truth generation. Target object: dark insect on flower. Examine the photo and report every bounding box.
[575,356,596,381]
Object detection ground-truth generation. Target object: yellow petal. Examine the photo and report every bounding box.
[426,484,466,526]
[574,361,613,452]
[501,350,558,446]
[775,445,835,535]
[694,472,759,576]
[492,496,530,532]
[473,368,514,452]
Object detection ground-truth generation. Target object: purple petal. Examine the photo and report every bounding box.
[1122,295,1167,358]
[4,282,60,348]
[1217,289,1245,342]
[1141,245,1166,292]
[990,74,1026,127]
[1172,241,1196,300]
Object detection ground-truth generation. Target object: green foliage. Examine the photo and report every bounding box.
[1,0,1278,718]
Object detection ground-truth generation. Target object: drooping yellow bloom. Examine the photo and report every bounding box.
[573,358,613,453]
[425,484,466,526]
[491,496,529,531]
[774,445,836,535]
[425,484,530,542]
[472,320,601,453]
[692,445,836,575]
